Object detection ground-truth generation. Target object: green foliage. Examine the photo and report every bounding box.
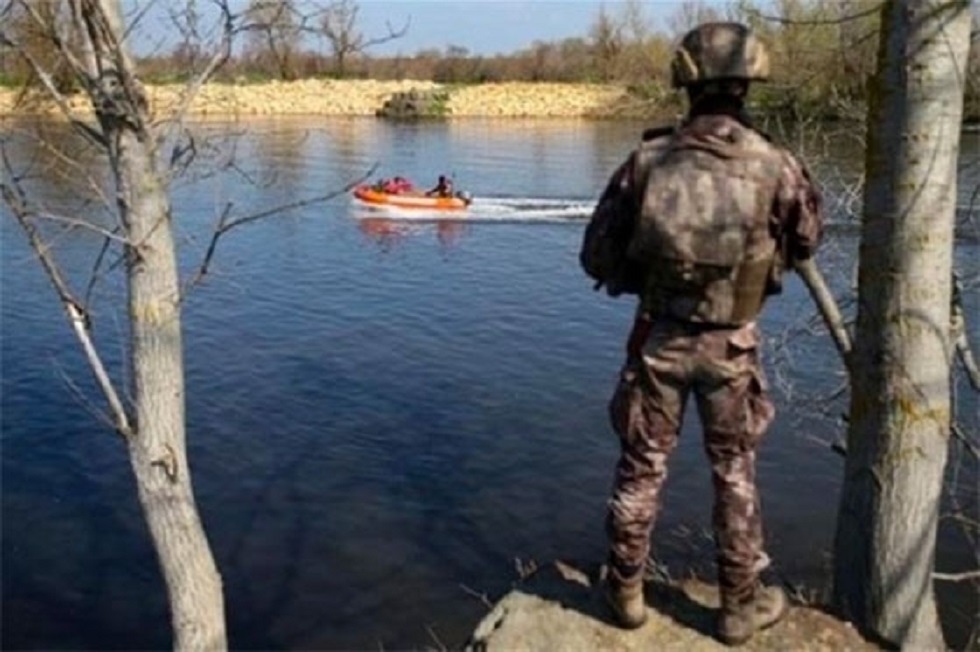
[139,71,193,85]
[428,92,450,117]
[0,72,22,88]
[376,89,451,119]
[625,81,669,103]
[230,72,282,85]
[728,0,879,120]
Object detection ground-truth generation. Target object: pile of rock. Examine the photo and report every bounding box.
[0,80,661,119]
[147,79,443,117]
[447,82,634,118]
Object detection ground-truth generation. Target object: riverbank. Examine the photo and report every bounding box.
[468,560,878,651]
[0,79,667,120]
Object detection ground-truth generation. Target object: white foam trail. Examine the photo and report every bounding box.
[350,195,594,224]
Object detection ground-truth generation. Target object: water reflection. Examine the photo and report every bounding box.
[355,214,467,250]
[247,123,311,197]
[322,118,379,167]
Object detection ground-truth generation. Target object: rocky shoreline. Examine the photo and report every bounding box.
[0,79,665,120]
[467,560,877,651]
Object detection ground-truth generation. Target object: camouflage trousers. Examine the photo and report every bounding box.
[606,318,776,605]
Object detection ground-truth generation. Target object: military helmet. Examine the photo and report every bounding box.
[671,22,770,89]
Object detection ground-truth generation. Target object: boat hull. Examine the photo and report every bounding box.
[353,186,469,211]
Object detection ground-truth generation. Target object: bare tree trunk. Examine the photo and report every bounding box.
[832,1,972,649]
[1,0,229,647]
[88,1,226,646]
[113,132,226,650]
[337,50,346,78]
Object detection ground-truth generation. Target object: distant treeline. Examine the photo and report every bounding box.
[2,0,978,122]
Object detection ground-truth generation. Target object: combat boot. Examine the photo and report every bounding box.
[717,584,788,646]
[605,580,647,629]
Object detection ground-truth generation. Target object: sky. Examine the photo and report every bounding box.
[128,1,726,58]
[349,1,671,57]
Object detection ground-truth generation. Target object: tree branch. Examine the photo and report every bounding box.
[951,282,980,391]
[359,16,410,50]
[743,3,883,26]
[119,0,158,47]
[0,19,105,145]
[933,570,980,582]
[188,163,377,285]
[156,0,235,146]
[5,126,116,215]
[1,173,133,439]
[30,210,130,244]
[951,422,979,460]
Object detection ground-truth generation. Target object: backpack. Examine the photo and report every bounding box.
[580,128,671,297]
[629,121,783,324]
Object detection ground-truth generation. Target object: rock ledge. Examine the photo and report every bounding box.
[465,561,877,651]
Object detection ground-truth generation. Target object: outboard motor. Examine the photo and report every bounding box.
[456,190,473,205]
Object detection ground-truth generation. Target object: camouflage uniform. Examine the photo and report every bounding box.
[602,112,823,607]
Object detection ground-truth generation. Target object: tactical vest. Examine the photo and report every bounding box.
[628,122,783,326]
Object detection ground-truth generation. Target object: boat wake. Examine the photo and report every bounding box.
[351,195,594,224]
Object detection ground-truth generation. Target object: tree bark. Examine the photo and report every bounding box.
[78,1,227,648]
[113,129,226,650]
[832,1,972,649]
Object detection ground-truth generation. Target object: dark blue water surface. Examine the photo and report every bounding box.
[3,117,978,650]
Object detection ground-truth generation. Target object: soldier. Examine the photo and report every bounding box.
[586,23,824,646]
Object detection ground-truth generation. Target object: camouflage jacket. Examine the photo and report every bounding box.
[597,111,824,322]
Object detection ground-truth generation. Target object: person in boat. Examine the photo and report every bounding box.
[377,176,414,194]
[426,175,454,198]
[589,22,824,645]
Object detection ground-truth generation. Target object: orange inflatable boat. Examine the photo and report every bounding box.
[352,185,472,211]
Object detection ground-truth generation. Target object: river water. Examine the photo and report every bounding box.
[2,117,978,650]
